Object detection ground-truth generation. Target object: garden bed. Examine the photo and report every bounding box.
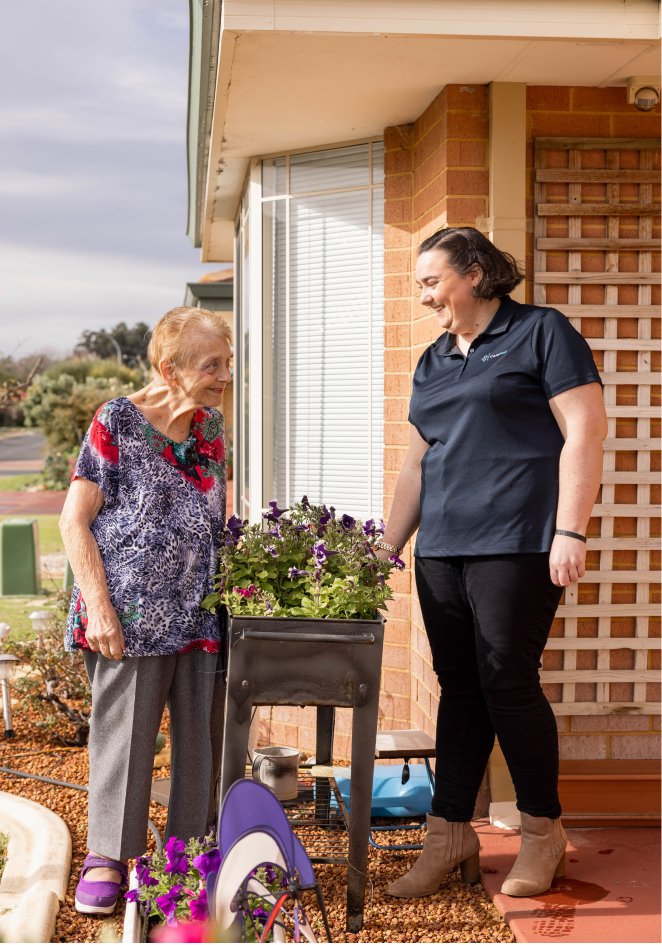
[0,703,514,943]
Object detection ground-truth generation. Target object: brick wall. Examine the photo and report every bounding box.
[525,86,661,761]
[383,85,489,741]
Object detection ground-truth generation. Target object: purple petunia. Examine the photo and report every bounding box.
[301,495,310,509]
[192,848,221,879]
[226,515,246,543]
[124,888,140,902]
[156,884,184,926]
[263,500,288,521]
[312,540,338,566]
[265,545,278,557]
[389,555,406,571]
[135,856,158,888]
[288,567,310,579]
[363,519,376,537]
[341,514,356,530]
[188,888,208,922]
[164,837,189,875]
[319,505,331,526]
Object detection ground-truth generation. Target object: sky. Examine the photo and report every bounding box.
[1,1,226,359]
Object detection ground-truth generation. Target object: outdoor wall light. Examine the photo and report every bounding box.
[0,654,19,739]
[29,610,53,649]
[627,75,661,112]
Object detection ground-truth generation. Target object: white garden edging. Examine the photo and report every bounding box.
[0,790,72,943]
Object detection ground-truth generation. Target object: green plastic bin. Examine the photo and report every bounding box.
[0,518,41,597]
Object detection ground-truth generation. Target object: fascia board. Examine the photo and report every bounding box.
[222,1,661,43]
[187,0,223,248]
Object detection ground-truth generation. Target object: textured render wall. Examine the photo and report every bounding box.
[383,85,489,740]
[528,86,661,761]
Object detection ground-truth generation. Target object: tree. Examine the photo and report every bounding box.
[75,320,151,368]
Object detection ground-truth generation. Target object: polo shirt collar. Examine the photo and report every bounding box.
[435,296,518,356]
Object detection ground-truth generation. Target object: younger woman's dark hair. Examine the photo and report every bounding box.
[417,226,524,299]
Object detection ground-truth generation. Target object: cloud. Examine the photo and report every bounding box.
[0,242,203,356]
[0,0,223,355]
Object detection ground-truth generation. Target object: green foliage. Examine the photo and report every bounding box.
[202,499,402,621]
[46,357,142,387]
[75,321,151,369]
[4,589,91,746]
[23,372,136,451]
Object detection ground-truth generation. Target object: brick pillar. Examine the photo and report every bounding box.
[384,86,489,738]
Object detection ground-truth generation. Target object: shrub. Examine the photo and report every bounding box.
[4,589,91,746]
[24,373,136,455]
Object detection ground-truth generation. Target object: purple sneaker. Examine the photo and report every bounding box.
[75,855,128,914]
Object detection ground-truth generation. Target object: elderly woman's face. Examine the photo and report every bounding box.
[162,332,232,408]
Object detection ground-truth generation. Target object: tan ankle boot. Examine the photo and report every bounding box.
[501,812,567,898]
[388,815,481,899]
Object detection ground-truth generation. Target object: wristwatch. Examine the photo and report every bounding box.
[374,539,402,555]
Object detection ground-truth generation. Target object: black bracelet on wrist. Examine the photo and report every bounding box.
[555,529,587,543]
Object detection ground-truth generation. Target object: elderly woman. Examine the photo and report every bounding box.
[375,228,607,900]
[59,307,232,915]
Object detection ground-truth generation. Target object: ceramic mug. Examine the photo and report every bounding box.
[252,746,300,801]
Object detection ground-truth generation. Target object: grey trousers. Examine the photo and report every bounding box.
[83,648,225,860]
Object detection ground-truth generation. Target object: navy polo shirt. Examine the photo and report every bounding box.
[408,297,601,557]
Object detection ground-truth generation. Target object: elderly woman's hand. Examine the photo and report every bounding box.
[85,605,126,660]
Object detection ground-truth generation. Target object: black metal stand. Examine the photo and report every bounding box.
[219,611,384,933]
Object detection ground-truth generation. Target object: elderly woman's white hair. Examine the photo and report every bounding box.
[148,306,233,375]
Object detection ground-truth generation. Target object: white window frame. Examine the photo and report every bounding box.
[234,138,384,525]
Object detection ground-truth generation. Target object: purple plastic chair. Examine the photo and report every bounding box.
[208,779,332,942]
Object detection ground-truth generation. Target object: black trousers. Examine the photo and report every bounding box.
[415,554,563,821]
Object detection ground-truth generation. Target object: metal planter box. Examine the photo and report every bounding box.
[219,609,385,932]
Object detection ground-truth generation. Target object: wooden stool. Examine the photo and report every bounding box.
[371,729,436,851]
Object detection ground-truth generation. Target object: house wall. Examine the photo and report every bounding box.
[383,83,661,763]
[383,83,490,741]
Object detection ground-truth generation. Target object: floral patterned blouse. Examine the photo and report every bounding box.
[65,397,226,656]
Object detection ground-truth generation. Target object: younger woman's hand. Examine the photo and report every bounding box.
[549,534,586,587]
[86,606,126,660]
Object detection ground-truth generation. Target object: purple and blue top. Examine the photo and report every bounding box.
[65,397,226,656]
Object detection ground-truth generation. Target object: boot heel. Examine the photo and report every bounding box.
[554,853,565,878]
[460,851,481,885]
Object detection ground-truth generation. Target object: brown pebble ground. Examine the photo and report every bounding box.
[0,708,514,943]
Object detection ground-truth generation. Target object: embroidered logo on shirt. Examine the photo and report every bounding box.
[481,350,508,363]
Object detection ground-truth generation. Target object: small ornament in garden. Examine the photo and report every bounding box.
[203,497,405,620]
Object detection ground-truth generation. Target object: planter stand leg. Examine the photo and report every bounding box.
[346,698,379,932]
[219,652,253,806]
[315,707,335,824]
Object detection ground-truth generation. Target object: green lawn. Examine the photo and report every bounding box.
[0,596,45,641]
[0,514,64,555]
[0,475,39,491]
[0,515,65,640]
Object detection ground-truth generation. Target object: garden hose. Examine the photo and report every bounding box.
[0,765,163,852]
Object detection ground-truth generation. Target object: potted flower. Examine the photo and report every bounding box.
[202,497,403,621]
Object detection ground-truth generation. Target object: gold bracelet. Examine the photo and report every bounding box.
[374,539,402,555]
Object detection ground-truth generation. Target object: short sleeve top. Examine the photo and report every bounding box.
[408,297,601,557]
[65,397,226,656]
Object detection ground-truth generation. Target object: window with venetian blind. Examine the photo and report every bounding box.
[262,143,385,521]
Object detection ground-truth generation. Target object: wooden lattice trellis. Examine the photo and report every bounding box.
[534,136,661,717]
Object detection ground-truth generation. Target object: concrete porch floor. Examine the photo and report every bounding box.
[475,819,661,943]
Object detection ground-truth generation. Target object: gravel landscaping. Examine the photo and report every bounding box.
[0,706,513,943]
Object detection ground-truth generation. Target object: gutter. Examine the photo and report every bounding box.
[186,0,223,248]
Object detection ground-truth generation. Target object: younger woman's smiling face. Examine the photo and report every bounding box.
[415,249,485,334]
